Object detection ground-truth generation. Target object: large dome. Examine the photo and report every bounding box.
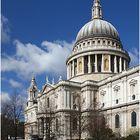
[66,0,130,83]
[76,19,120,42]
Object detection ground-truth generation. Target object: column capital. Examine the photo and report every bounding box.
[82,56,84,74]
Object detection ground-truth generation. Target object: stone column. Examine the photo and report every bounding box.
[95,54,98,72]
[123,59,126,70]
[102,54,104,72]
[82,56,84,74]
[69,62,71,78]
[67,64,69,79]
[44,118,46,140]
[114,56,117,73]
[109,55,111,72]
[124,59,126,70]
[37,119,40,136]
[88,55,91,73]
[72,60,75,77]
[42,118,44,136]
[123,109,127,136]
[119,57,122,72]
[40,118,43,137]
[76,59,78,75]
[39,119,42,136]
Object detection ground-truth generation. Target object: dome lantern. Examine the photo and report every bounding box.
[92,0,102,20]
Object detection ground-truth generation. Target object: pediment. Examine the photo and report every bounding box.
[42,84,53,93]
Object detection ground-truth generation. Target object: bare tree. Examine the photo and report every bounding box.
[38,97,54,139]
[84,98,116,140]
[68,93,116,140]
[38,96,64,140]
[1,92,24,140]
[69,92,86,140]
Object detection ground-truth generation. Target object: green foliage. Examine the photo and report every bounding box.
[124,131,139,140]
[86,131,139,140]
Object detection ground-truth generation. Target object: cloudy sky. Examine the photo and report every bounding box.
[1,0,139,103]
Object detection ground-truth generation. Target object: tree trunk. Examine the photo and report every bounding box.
[15,124,17,140]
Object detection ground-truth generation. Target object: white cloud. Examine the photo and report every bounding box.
[2,40,73,79]
[9,79,22,88]
[1,15,10,44]
[128,47,139,67]
[0,92,10,103]
[0,91,27,111]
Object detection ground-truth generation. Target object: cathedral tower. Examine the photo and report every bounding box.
[28,75,38,106]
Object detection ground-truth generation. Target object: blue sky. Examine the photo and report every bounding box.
[1,0,139,102]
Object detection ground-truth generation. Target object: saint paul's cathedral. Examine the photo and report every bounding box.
[25,0,140,139]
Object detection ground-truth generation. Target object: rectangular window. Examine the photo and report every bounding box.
[56,118,59,131]
[47,97,49,108]
[73,117,77,130]
[115,114,120,128]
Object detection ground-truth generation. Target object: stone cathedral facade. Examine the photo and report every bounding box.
[25,0,140,139]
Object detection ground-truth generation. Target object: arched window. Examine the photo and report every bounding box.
[131,111,137,127]
[132,95,136,100]
[115,114,120,128]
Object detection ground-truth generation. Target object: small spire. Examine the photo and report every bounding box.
[59,76,62,81]
[46,76,50,84]
[52,78,55,85]
[31,74,37,87]
[30,74,38,91]
[92,0,102,20]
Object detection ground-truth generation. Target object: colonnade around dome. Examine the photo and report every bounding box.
[67,54,129,80]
